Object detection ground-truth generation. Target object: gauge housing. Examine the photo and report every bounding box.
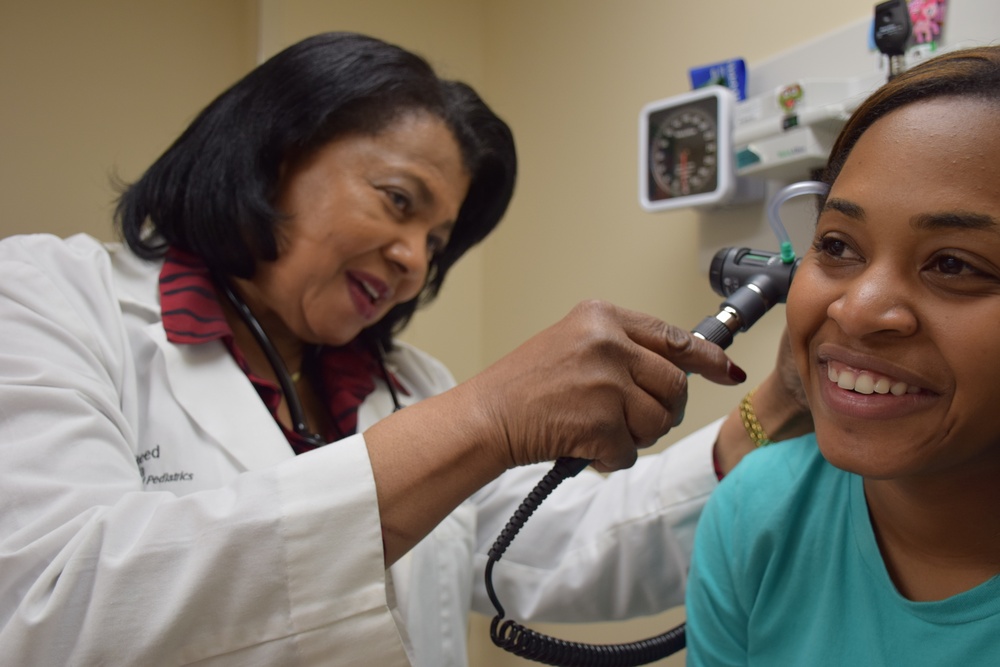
[639,85,736,212]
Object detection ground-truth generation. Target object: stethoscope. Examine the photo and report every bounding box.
[215,276,402,448]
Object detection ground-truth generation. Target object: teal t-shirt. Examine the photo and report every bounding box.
[686,435,1000,666]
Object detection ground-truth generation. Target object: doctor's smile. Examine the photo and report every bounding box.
[349,269,393,316]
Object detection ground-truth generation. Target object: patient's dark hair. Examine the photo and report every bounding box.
[821,45,1000,195]
[114,31,516,349]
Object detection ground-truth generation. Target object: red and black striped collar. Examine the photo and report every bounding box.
[159,247,231,345]
[158,247,406,453]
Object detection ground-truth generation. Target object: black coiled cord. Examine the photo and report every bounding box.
[485,457,686,666]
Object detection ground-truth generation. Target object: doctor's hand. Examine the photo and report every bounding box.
[461,300,747,473]
[365,300,746,565]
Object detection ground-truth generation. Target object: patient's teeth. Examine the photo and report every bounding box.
[828,364,915,396]
[854,375,875,394]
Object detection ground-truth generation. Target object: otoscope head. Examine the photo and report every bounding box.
[692,246,800,350]
[708,247,798,301]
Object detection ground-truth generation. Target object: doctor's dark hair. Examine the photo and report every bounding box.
[820,45,1000,197]
[114,31,516,350]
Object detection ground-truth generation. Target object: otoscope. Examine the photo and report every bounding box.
[484,181,827,666]
[690,245,798,348]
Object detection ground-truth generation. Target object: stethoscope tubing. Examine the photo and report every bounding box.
[215,276,401,447]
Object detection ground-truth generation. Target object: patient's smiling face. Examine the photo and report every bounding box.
[786,96,1000,482]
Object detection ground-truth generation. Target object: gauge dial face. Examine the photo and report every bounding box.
[647,96,719,199]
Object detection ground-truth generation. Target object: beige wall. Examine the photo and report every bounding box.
[0,1,257,241]
[1,1,877,665]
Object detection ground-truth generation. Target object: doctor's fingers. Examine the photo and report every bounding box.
[580,388,671,473]
[623,351,690,431]
[621,379,686,448]
[620,309,745,387]
[587,426,640,473]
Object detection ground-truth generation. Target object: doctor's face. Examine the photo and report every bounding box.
[238,111,470,347]
[786,97,1000,482]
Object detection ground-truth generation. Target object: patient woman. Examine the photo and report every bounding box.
[685,45,1000,666]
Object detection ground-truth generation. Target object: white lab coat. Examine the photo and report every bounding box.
[0,233,721,666]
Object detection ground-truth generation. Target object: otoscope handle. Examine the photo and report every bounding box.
[553,456,593,478]
[691,314,736,349]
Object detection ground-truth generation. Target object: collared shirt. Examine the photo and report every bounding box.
[158,246,403,453]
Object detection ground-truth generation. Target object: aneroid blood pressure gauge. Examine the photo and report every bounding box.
[639,85,737,211]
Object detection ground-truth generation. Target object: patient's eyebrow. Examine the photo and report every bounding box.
[822,197,999,233]
[912,211,998,231]
[822,198,865,221]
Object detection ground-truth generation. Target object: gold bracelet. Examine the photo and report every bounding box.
[739,388,774,448]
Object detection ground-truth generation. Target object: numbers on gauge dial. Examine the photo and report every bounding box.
[649,108,719,197]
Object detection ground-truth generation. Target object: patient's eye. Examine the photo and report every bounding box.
[812,234,860,262]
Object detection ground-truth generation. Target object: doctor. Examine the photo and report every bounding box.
[0,32,810,666]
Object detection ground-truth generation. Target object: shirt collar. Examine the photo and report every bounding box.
[159,246,231,345]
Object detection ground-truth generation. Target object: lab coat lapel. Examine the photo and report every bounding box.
[148,324,293,471]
